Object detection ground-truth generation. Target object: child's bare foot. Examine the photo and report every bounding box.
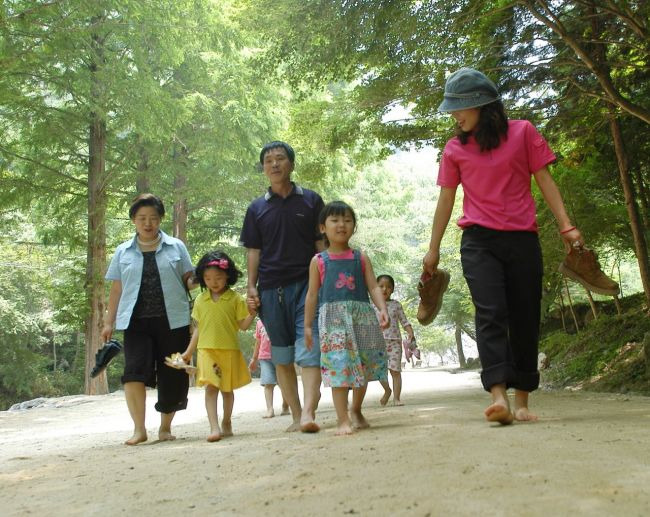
[158,429,176,442]
[393,399,404,407]
[263,408,275,419]
[350,410,370,430]
[484,402,514,425]
[380,387,392,406]
[280,405,290,416]
[124,431,147,445]
[335,421,355,436]
[513,407,538,422]
[221,420,233,437]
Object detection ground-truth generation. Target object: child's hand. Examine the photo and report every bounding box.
[249,358,258,372]
[378,310,390,330]
[304,327,313,351]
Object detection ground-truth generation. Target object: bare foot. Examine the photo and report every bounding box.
[158,430,176,441]
[300,419,321,433]
[280,406,290,416]
[221,420,233,437]
[207,431,222,442]
[380,387,392,406]
[350,410,370,430]
[124,431,147,446]
[335,421,355,436]
[263,408,275,419]
[484,402,514,425]
[285,421,301,432]
[393,399,404,407]
[513,407,538,422]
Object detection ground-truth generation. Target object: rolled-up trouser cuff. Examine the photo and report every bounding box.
[271,344,296,366]
[481,362,539,392]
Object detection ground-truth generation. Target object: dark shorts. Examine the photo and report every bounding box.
[122,315,190,413]
[259,279,320,367]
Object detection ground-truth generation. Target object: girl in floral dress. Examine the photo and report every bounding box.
[304,201,389,435]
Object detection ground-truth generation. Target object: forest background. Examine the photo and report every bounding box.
[1,0,649,410]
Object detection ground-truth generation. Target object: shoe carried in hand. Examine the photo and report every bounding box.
[91,339,122,378]
[417,269,450,325]
[164,353,197,375]
[558,244,619,296]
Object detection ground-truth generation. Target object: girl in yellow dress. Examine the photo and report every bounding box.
[182,251,255,442]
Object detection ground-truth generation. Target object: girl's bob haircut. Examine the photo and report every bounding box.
[318,201,357,247]
[194,250,242,288]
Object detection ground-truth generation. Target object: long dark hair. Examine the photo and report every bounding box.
[457,100,509,152]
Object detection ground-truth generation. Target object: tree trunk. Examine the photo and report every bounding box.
[608,110,650,306]
[173,174,188,241]
[455,322,466,368]
[136,143,150,194]
[84,27,109,395]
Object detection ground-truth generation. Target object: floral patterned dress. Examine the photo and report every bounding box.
[317,249,387,387]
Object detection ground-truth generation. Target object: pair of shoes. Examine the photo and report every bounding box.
[558,245,619,296]
[164,353,197,375]
[91,340,123,378]
[417,269,450,325]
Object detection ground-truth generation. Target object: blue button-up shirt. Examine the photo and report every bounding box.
[105,230,194,330]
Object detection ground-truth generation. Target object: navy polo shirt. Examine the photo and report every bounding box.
[240,183,324,290]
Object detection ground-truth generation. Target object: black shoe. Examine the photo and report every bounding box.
[91,339,123,378]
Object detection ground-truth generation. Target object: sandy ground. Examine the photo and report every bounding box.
[1,368,649,517]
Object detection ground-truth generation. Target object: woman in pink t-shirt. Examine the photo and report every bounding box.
[423,68,583,425]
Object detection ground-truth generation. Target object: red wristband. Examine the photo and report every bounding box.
[560,226,576,235]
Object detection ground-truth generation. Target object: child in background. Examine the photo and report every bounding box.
[304,201,389,436]
[249,319,290,418]
[182,251,254,442]
[375,274,415,406]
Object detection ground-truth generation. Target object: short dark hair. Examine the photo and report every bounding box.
[259,141,295,164]
[194,250,242,288]
[376,274,395,289]
[129,193,165,219]
[456,100,508,152]
[318,201,356,248]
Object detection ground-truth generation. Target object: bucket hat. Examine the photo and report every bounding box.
[438,68,500,112]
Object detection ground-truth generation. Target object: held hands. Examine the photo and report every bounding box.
[422,249,440,276]
[378,309,390,330]
[246,286,261,313]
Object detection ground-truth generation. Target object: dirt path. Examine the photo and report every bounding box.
[1,369,649,516]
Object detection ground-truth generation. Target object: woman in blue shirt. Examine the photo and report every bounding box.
[102,194,195,445]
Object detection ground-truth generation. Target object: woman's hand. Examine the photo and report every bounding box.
[100,324,113,343]
[560,227,583,252]
[181,350,193,364]
[422,249,440,275]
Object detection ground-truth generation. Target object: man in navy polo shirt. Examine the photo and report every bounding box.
[240,141,325,433]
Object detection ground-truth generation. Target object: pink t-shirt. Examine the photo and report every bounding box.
[316,249,366,284]
[437,119,556,232]
[254,319,271,360]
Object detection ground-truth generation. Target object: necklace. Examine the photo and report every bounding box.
[136,233,161,247]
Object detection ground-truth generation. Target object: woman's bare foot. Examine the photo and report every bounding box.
[285,421,301,432]
[380,387,392,406]
[484,402,514,425]
[513,407,538,422]
[221,420,233,437]
[208,430,221,443]
[350,410,370,430]
[124,431,147,446]
[300,419,321,433]
[280,405,290,416]
[393,399,404,407]
[158,430,176,442]
[335,421,355,436]
[263,408,275,419]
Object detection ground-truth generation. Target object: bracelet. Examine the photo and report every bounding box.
[559,226,576,235]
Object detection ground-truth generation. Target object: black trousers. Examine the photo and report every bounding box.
[460,226,543,392]
[123,315,190,413]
